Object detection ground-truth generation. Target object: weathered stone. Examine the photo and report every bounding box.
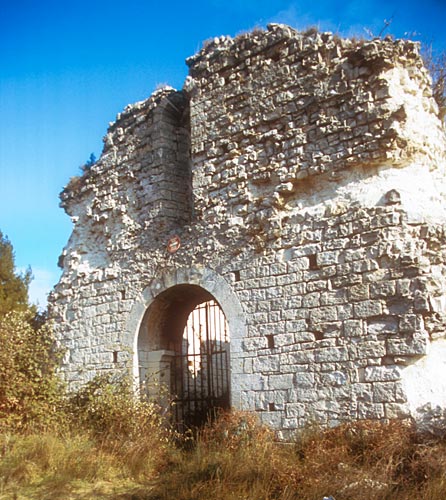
[353,300,383,318]
[268,373,294,390]
[294,372,315,387]
[364,365,402,382]
[373,382,398,402]
[344,319,365,337]
[348,284,370,301]
[315,347,349,363]
[51,25,446,437]
[367,316,399,335]
[321,371,348,386]
[358,402,385,420]
[387,331,429,356]
[353,341,387,359]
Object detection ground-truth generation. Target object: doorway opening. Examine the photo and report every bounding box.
[137,284,230,428]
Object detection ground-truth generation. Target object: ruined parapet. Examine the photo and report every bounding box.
[51,25,446,435]
[60,87,191,254]
[185,24,445,231]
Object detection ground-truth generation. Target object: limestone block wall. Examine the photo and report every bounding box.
[186,24,444,223]
[51,24,446,436]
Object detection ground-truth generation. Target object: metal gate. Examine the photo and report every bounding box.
[171,300,230,427]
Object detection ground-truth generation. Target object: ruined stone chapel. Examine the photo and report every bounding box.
[51,24,446,437]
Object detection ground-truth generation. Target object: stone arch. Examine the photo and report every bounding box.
[124,266,246,420]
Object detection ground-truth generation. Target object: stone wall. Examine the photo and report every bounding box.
[51,24,446,437]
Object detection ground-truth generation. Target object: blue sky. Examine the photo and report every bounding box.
[1,0,445,308]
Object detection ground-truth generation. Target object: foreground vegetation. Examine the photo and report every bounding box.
[3,404,446,500]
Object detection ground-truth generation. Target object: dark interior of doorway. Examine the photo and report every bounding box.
[143,284,230,429]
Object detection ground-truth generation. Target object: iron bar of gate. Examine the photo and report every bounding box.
[192,307,197,416]
[219,302,224,397]
[200,304,205,413]
[217,302,222,399]
[205,302,211,409]
[213,302,219,399]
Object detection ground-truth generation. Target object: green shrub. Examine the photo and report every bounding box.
[0,311,64,432]
[67,373,169,441]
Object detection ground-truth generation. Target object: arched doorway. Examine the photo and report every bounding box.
[137,284,230,427]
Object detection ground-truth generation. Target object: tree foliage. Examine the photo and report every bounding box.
[423,46,446,120]
[80,152,97,173]
[0,310,64,431]
[0,230,63,431]
[0,230,31,316]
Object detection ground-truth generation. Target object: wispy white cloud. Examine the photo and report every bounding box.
[268,2,343,34]
[266,0,397,39]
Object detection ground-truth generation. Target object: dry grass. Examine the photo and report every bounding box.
[2,413,446,499]
[0,430,169,499]
[146,416,446,500]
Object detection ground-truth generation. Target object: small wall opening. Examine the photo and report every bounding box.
[137,284,230,428]
[308,254,319,270]
[266,334,275,349]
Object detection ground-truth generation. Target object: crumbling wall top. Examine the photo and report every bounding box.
[186,23,425,78]
[60,87,188,215]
